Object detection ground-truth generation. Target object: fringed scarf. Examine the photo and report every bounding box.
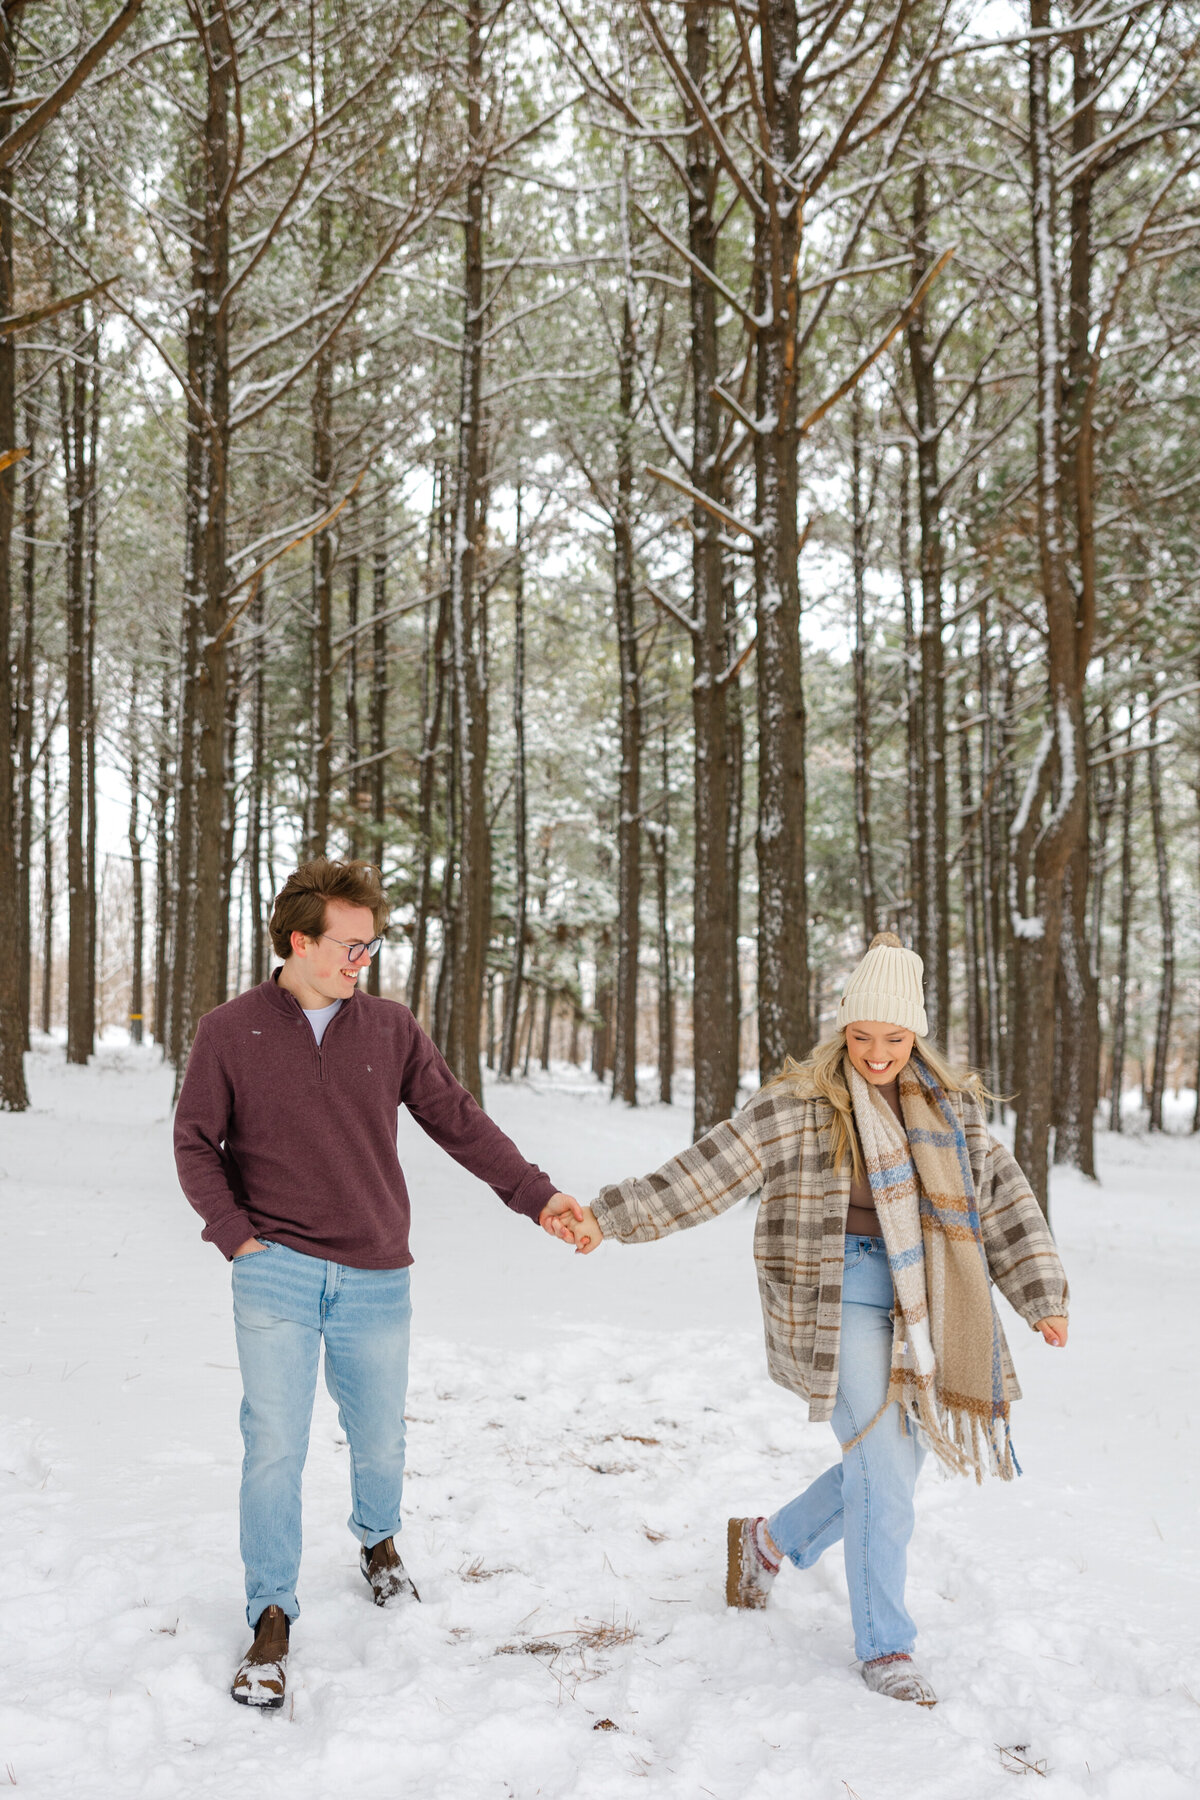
[847,1054,1019,1483]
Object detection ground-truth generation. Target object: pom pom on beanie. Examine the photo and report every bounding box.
[836,931,928,1036]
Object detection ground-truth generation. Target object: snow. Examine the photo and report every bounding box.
[2,1041,1199,1798]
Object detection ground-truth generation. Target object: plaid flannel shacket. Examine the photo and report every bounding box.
[590,1073,1069,1423]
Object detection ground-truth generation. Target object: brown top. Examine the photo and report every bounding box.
[844,1077,903,1237]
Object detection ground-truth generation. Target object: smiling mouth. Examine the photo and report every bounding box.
[866,1060,893,1072]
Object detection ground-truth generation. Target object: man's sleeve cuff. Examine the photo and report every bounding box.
[511,1172,558,1223]
[204,1212,258,1260]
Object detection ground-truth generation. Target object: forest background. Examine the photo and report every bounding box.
[1,0,1198,1211]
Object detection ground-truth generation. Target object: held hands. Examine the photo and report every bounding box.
[538,1193,604,1255]
[1035,1316,1068,1346]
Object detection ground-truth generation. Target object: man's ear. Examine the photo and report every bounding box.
[290,929,310,957]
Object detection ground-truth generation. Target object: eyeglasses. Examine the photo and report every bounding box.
[320,934,384,964]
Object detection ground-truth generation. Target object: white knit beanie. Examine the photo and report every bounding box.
[836,931,928,1036]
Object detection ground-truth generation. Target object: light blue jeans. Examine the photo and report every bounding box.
[767,1236,926,1661]
[231,1240,412,1625]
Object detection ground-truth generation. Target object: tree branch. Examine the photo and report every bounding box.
[0,0,145,167]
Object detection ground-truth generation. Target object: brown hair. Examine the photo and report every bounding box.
[268,857,389,960]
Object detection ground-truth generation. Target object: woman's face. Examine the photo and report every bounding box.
[845,1021,915,1085]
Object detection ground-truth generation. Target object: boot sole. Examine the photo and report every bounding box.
[360,1564,420,1606]
[725,1517,772,1609]
[231,1685,285,1710]
[725,1517,743,1608]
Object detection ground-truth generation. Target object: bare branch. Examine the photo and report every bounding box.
[645,463,760,541]
[0,0,145,167]
[0,280,112,336]
[798,246,957,439]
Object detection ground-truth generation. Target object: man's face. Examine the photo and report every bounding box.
[289,899,379,1003]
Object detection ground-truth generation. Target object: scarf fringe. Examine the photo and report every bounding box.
[900,1379,1018,1484]
[840,1379,1020,1483]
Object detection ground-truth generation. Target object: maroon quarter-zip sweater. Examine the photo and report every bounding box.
[174,974,558,1266]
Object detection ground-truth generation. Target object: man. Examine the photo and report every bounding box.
[174,856,582,1708]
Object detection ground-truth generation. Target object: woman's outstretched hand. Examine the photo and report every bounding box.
[1035,1316,1068,1346]
[565,1204,603,1254]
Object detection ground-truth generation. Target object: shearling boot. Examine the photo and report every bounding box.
[360,1536,420,1606]
[861,1653,937,1706]
[725,1517,780,1609]
[230,1604,290,1709]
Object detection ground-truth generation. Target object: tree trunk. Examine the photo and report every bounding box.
[654,715,673,1104]
[753,0,809,1079]
[1107,726,1135,1132]
[1146,706,1174,1131]
[247,580,266,985]
[1010,2,1092,1212]
[409,595,449,1018]
[499,492,527,1078]
[724,564,744,1086]
[1053,16,1100,1174]
[217,655,240,1002]
[153,663,172,1045]
[570,958,583,1067]
[59,312,91,1066]
[611,296,640,1108]
[367,535,389,999]
[851,391,877,948]
[592,923,613,1081]
[344,540,360,860]
[433,672,458,1042]
[685,0,738,1134]
[308,202,335,859]
[39,714,53,1037]
[444,5,490,1103]
[176,9,233,1079]
[521,979,538,1076]
[0,12,29,1106]
[84,333,99,1052]
[977,596,1004,1104]
[409,472,448,1017]
[1089,698,1116,988]
[16,411,35,1050]
[1053,833,1098,1172]
[906,164,950,1038]
[170,596,196,1066]
[899,447,921,948]
[128,678,144,1044]
[1194,654,1200,1134]
[539,984,554,1071]
[958,687,982,1072]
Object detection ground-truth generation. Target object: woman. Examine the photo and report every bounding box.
[562,934,1069,1706]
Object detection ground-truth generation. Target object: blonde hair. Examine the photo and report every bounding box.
[770,1028,991,1178]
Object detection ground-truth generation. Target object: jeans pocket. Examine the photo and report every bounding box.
[232,1241,273,1265]
[842,1239,867,1271]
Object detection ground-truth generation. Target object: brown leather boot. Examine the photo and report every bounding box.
[230,1604,290,1709]
[360,1536,419,1606]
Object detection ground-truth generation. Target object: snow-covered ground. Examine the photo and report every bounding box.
[1,1041,1197,1799]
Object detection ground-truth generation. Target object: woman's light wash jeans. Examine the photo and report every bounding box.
[767,1236,925,1661]
[231,1239,412,1625]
